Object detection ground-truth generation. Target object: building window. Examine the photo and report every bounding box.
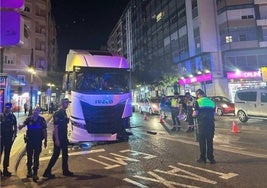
[239,34,246,41]
[17,75,25,82]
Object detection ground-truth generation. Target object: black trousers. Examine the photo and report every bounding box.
[198,123,215,161]
[0,136,13,169]
[171,108,181,126]
[45,140,69,173]
[26,142,42,174]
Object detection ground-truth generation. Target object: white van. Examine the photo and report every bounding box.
[234,88,267,122]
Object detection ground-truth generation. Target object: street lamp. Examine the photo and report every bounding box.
[28,48,35,116]
[47,82,55,113]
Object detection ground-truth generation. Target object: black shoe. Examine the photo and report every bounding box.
[32,175,39,182]
[171,127,177,131]
[27,171,32,178]
[210,159,216,164]
[43,172,55,179]
[63,171,74,176]
[197,158,206,164]
[3,170,12,177]
[186,128,191,133]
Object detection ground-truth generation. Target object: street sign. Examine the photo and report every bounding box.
[0,10,21,47]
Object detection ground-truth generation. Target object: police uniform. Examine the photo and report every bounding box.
[194,89,216,164]
[185,92,195,132]
[0,102,17,177]
[43,98,73,178]
[23,114,47,178]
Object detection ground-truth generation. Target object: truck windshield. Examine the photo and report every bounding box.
[74,67,130,94]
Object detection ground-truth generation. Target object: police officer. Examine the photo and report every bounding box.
[193,89,216,164]
[43,98,73,178]
[19,106,47,182]
[0,102,17,177]
[170,92,182,131]
[185,92,195,133]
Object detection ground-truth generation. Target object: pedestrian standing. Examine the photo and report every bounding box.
[18,106,47,182]
[193,89,216,164]
[170,92,182,131]
[43,98,73,178]
[0,102,17,177]
[185,92,195,133]
[24,102,29,115]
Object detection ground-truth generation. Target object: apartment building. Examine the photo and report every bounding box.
[1,0,57,112]
[107,0,267,100]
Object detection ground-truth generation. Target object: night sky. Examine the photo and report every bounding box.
[50,0,131,71]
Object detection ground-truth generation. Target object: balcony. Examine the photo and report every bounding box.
[256,19,267,26]
[254,0,267,4]
[259,41,267,47]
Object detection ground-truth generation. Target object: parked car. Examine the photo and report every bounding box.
[234,88,267,122]
[137,97,161,115]
[209,96,235,116]
[159,95,188,121]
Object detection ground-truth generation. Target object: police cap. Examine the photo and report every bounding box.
[5,102,13,108]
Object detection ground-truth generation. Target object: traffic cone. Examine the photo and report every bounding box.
[144,113,148,120]
[159,114,164,123]
[231,121,240,133]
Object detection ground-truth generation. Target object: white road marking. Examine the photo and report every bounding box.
[87,157,121,169]
[155,165,217,184]
[133,171,200,188]
[98,153,139,165]
[178,163,238,179]
[123,178,149,188]
[120,149,157,159]
[40,148,105,161]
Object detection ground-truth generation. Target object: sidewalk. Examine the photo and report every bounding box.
[0,112,52,188]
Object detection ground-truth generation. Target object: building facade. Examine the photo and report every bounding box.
[107,0,267,101]
[0,0,57,112]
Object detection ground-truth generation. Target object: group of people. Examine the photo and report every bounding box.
[169,91,195,133]
[1,98,74,182]
[169,89,216,164]
[1,88,216,184]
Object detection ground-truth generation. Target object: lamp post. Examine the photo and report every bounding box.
[28,66,35,115]
[47,82,55,114]
[28,49,35,115]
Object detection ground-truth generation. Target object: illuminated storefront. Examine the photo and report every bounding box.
[179,73,212,95]
[227,70,266,102]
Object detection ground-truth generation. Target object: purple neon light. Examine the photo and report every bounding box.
[0,0,24,8]
[227,71,261,79]
[179,73,212,85]
[0,10,20,47]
